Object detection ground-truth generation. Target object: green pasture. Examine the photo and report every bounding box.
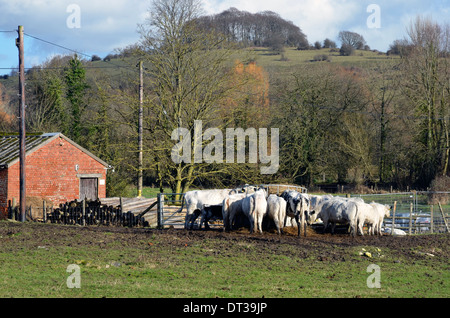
[0,221,448,298]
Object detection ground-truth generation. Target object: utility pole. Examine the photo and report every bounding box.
[16,25,26,222]
[137,61,143,198]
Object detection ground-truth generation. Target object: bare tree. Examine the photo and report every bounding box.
[402,16,450,184]
[137,0,252,194]
[338,31,366,50]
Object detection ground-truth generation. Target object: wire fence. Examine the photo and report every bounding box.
[344,191,450,234]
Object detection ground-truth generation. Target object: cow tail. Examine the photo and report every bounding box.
[178,193,186,214]
[251,196,257,233]
[350,201,358,237]
[223,198,229,230]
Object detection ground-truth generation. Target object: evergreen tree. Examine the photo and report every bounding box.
[65,54,89,142]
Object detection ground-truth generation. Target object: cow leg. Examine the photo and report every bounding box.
[295,214,301,236]
[322,218,328,233]
[258,215,263,234]
[189,210,201,230]
[274,217,281,235]
[330,222,336,234]
[248,214,255,233]
[202,211,211,230]
[199,210,205,230]
[185,213,193,229]
[302,211,307,237]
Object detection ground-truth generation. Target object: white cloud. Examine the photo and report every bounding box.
[0,0,148,61]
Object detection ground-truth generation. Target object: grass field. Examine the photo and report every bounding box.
[0,220,448,298]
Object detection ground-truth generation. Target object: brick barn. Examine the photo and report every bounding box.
[0,133,110,217]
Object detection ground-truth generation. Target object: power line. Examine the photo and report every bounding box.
[22,32,137,72]
[23,32,92,59]
[0,65,131,70]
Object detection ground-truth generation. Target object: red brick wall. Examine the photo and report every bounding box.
[0,169,7,217]
[0,136,107,211]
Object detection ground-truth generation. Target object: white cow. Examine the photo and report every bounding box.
[266,194,287,235]
[222,193,247,231]
[316,197,360,236]
[242,189,267,234]
[184,189,236,229]
[308,194,333,216]
[355,202,390,235]
[280,190,310,236]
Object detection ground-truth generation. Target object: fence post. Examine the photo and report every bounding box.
[12,198,16,221]
[409,203,413,235]
[82,199,86,226]
[7,200,12,220]
[157,193,164,230]
[391,201,397,235]
[63,204,67,225]
[430,205,434,234]
[43,200,46,223]
[438,202,449,233]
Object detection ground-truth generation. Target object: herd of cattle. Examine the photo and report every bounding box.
[183,186,391,237]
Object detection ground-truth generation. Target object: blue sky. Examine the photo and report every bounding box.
[0,0,448,75]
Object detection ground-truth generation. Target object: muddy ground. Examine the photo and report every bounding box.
[1,220,448,264]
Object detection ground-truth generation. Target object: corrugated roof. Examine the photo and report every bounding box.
[0,132,109,169]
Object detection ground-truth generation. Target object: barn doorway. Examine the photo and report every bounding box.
[80,178,98,201]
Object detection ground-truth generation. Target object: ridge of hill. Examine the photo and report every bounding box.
[0,46,398,110]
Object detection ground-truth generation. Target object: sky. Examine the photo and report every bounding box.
[0,0,448,75]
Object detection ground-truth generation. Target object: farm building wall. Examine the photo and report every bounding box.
[0,135,107,215]
[0,169,7,217]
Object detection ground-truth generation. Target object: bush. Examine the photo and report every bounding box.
[312,54,330,62]
[428,175,450,204]
[340,44,354,56]
[323,38,337,49]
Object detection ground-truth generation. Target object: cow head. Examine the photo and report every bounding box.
[307,210,317,224]
[292,195,311,221]
[384,204,391,217]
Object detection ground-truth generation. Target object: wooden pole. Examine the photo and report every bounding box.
[409,202,413,235]
[137,61,143,198]
[43,200,46,223]
[438,202,449,233]
[430,205,433,234]
[82,199,86,226]
[391,201,397,235]
[16,25,26,222]
[11,198,16,220]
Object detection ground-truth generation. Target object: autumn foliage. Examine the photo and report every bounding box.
[221,60,270,128]
[0,83,14,129]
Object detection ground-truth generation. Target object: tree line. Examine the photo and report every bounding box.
[0,0,448,195]
[195,7,309,50]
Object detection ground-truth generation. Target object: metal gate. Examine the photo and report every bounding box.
[156,193,186,229]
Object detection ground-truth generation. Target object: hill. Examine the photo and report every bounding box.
[0,46,397,114]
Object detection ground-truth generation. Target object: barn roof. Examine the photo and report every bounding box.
[0,132,109,169]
